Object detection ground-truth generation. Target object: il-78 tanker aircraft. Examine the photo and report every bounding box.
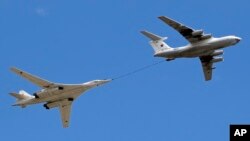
[141,16,241,81]
[10,67,111,128]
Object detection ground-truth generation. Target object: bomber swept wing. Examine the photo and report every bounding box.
[59,101,72,128]
[44,99,73,128]
[158,16,212,43]
[10,67,55,88]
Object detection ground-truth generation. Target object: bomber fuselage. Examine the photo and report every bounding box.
[14,79,111,107]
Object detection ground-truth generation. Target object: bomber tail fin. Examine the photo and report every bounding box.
[141,30,173,53]
[9,90,33,107]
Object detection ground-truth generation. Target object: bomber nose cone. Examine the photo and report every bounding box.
[99,79,112,85]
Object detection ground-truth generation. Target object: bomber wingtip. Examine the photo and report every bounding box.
[10,67,24,75]
[10,67,19,72]
[10,67,15,70]
[205,77,212,81]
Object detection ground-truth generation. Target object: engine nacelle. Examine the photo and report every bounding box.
[211,57,223,63]
[43,99,72,110]
[212,50,224,56]
[33,93,39,98]
[192,30,203,36]
[43,101,61,109]
[68,98,74,101]
[201,34,212,40]
[43,104,50,109]
[34,86,64,99]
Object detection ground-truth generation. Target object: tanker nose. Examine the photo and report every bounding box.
[235,37,241,43]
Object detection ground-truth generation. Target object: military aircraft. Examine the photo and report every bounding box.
[141,16,241,81]
[10,67,111,128]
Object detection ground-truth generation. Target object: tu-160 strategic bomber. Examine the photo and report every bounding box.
[141,16,241,81]
[10,67,111,128]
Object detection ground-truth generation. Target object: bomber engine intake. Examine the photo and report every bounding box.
[33,93,39,98]
[43,104,50,109]
[43,101,61,110]
[43,99,72,110]
[33,86,64,99]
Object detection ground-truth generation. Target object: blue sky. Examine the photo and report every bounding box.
[0,0,249,141]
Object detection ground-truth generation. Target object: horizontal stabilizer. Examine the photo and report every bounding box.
[9,93,23,100]
[141,31,167,41]
[9,90,33,101]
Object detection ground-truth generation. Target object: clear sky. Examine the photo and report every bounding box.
[0,0,249,141]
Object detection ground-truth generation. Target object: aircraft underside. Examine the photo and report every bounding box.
[164,44,227,59]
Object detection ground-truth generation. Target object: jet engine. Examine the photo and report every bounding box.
[211,57,223,63]
[43,101,61,109]
[201,34,212,40]
[211,50,224,56]
[192,30,203,36]
[43,104,51,109]
[33,87,64,99]
[43,99,72,110]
